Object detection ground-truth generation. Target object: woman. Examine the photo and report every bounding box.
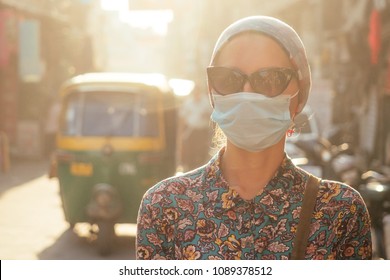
[136,16,372,260]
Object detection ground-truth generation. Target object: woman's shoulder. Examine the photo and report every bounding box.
[317,179,368,209]
[293,161,365,206]
[319,179,361,196]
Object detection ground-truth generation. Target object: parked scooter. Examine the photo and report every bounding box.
[326,143,362,186]
[285,105,360,182]
[287,134,359,185]
[358,169,390,259]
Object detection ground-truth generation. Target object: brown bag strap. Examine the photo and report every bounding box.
[291,175,321,260]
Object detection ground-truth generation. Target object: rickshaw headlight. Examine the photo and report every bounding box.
[118,162,137,175]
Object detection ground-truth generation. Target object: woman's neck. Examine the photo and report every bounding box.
[220,138,286,200]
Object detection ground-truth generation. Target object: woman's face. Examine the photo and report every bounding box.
[214,32,300,117]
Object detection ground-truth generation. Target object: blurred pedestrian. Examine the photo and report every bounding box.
[136,16,372,260]
[44,97,61,158]
[178,86,212,171]
[0,131,10,173]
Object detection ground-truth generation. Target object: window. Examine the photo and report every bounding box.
[61,90,160,137]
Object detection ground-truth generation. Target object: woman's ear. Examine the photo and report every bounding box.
[289,98,299,119]
[291,112,297,122]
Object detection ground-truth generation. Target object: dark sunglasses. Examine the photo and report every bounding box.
[207,66,297,97]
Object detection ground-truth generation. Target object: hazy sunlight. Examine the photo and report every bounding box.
[100,0,128,11]
[100,0,173,36]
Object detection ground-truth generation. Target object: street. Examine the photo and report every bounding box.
[0,158,136,260]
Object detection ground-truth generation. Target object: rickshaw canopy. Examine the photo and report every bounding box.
[60,72,172,96]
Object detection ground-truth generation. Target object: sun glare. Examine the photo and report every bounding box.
[100,0,173,36]
[169,79,195,97]
[119,10,173,36]
[100,0,128,11]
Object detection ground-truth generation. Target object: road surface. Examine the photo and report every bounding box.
[0,158,136,260]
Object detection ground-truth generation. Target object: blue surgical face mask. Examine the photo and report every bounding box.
[211,91,298,152]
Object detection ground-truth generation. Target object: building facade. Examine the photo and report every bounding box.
[0,0,98,157]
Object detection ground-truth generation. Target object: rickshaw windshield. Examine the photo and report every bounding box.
[61,90,160,137]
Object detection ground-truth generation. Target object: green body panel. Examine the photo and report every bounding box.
[57,149,175,224]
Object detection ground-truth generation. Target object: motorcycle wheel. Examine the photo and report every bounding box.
[372,226,387,259]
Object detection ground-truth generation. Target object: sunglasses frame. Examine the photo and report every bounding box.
[207,66,297,98]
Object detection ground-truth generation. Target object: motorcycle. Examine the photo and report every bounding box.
[358,169,390,259]
[285,105,358,182]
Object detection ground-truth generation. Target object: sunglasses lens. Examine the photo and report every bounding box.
[208,67,295,96]
[251,69,293,97]
[208,67,243,95]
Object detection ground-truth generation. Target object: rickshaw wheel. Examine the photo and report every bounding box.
[97,221,115,256]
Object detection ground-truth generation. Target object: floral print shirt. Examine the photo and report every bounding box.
[136,149,372,260]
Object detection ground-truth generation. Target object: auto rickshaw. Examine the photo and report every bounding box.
[51,72,178,255]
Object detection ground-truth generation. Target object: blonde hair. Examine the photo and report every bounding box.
[211,123,226,153]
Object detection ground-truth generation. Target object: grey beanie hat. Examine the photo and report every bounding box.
[209,16,311,113]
